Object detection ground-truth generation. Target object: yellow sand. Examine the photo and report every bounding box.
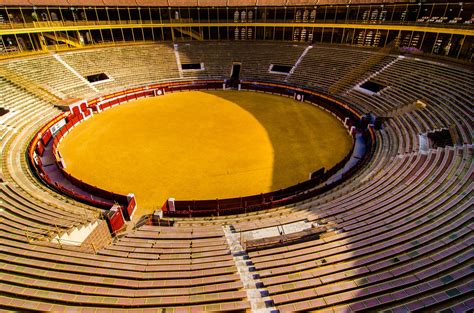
[59,91,352,215]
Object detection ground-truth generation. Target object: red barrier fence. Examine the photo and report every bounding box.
[163,81,372,217]
[28,79,371,218]
[106,205,125,235]
[28,80,220,217]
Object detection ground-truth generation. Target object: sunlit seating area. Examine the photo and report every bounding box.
[59,44,180,94]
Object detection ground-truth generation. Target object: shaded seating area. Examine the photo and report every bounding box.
[244,226,327,252]
[246,145,472,312]
[0,224,251,311]
[177,41,307,83]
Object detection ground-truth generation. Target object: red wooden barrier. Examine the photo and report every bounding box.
[106,205,125,235]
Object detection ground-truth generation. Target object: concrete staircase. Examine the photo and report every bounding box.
[173,27,203,41]
[286,45,313,82]
[43,32,83,48]
[351,55,402,97]
[173,44,184,79]
[329,43,395,95]
[53,54,99,93]
[52,220,99,246]
[223,225,277,313]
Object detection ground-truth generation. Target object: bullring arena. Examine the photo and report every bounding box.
[59,90,352,214]
[0,1,473,312]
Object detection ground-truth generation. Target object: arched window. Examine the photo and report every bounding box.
[293,28,300,41]
[241,27,246,40]
[370,9,378,24]
[362,10,369,23]
[301,28,307,41]
[365,30,374,46]
[241,11,246,23]
[373,30,382,47]
[248,10,253,22]
[295,10,302,22]
[303,10,309,22]
[357,31,365,46]
[310,9,316,22]
[410,33,421,48]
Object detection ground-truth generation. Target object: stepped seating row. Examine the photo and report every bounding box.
[0,78,46,130]
[177,41,307,83]
[248,145,472,312]
[0,55,93,99]
[60,44,180,95]
[255,146,466,261]
[346,57,473,146]
[98,226,233,262]
[0,44,181,100]
[0,79,98,243]
[288,45,384,92]
[2,184,81,226]
[0,224,250,311]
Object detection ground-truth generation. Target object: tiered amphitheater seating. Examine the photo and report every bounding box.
[0,55,94,99]
[288,45,395,93]
[59,43,180,93]
[0,224,251,311]
[0,78,98,243]
[0,42,472,312]
[251,145,471,312]
[344,57,473,145]
[177,41,307,83]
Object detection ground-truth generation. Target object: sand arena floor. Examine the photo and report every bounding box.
[59,90,352,215]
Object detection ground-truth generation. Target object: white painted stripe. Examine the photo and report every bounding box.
[173,44,184,79]
[286,45,313,82]
[352,55,403,92]
[53,54,99,93]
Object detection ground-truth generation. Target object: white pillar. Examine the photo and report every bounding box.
[344,117,350,126]
[167,198,176,212]
[350,126,357,136]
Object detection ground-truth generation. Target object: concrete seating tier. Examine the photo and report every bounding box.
[0,55,93,99]
[0,224,250,311]
[177,41,307,83]
[0,79,101,243]
[345,57,473,146]
[59,43,180,96]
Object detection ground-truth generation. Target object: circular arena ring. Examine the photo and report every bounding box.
[1,42,472,312]
[28,81,372,221]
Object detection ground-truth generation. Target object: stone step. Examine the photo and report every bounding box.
[223,225,277,313]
